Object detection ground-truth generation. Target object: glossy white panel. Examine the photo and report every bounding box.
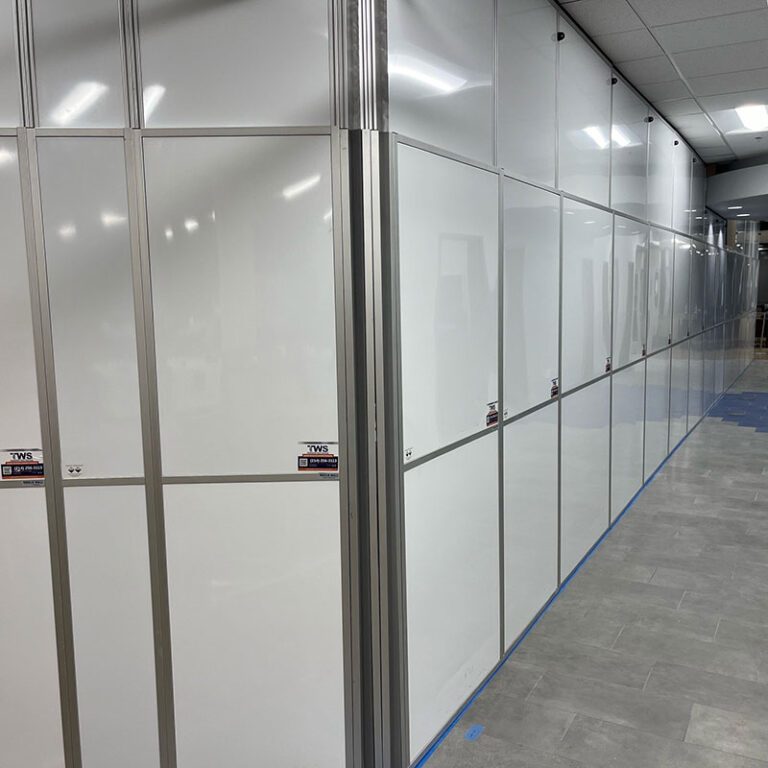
[37,138,143,478]
[672,236,691,343]
[688,333,705,426]
[702,329,716,413]
[704,246,718,329]
[498,0,557,185]
[144,136,337,476]
[611,362,645,519]
[137,0,330,127]
[562,200,612,392]
[672,141,692,235]
[647,228,674,354]
[399,145,498,460]
[558,20,611,205]
[31,0,125,127]
[613,218,648,369]
[0,139,41,451]
[0,0,20,125]
[561,378,610,576]
[504,404,558,646]
[504,179,559,415]
[644,349,670,481]
[65,487,159,768]
[669,340,689,447]
[715,325,725,396]
[388,0,494,162]
[0,489,64,768]
[689,242,706,335]
[647,115,675,228]
[690,159,707,238]
[405,434,499,760]
[165,482,345,768]
[610,79,648,220]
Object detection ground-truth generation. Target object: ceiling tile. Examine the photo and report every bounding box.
[563,0,645,34]
[653,98,701,117]
[653,9,768,54]
[668,114,722,141]
[592,28,664,62]
[672,40,768,79]
[629,0,765,27]
[619,55,679,85]
[688,68,768,98]
[637,79,690,101]
[699,89,768,112]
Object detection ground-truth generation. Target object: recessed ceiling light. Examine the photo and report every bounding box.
[736,104,768,132]
[728,205,743,210]
[737,213,750,217]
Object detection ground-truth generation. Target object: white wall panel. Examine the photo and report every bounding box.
[647,114,675,228]
[558,20,611,206]
[37,138,143,478]
[498,0,557,186]
[672,141,692,235]
[613,218,648,369]
[0,489,64,768]
[145,136,338,477]
[504,179,559,415]
[165,482,345,768]
[504,404,558,646]
[404,434,499,760]
[398,145,498,461]
[669,340,689,447]
[137,0,330,127]
[610,79,648,220]
[702,329,716,413]
[561,378,610,576]
[64,486,159,768]
[0,0,20,125]
[689,242,706,335]
[715,325,725,395]
[562,200,612,392]
[690,158,707,238]
[644,349,670,481]
[611,361,645,520]
[688,333,705,427]
[647,228,674,354]
[672,237,691,343]
[704,246,718,329]
[388,0,494,162]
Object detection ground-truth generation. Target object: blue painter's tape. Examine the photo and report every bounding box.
[464,725,484,742]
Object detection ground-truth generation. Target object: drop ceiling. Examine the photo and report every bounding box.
[558,0,768,164]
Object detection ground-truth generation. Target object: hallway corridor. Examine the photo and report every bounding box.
[428,361,768,768]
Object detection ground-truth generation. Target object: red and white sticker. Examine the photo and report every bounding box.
[297,442,339,473]
[1,449,44,480]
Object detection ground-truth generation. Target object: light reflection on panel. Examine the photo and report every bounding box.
[31,0,126,127]
[145,136,337,476]
[558,19,611,206]
[65,486,159,768]
[405,434,499,760]
[498,0,557,186]
[647,228,674,354]
[562,199,612,392]
[610,79,648,220]
[0,139,42,450]
[388,0,494,162]
[672,236,691,343]
[647,115,674,228]
[561,378,610,576]
[0,0,20,125]
[503,179,559,416]
[399,145,498,461]
[165,482,345,768]
[669,341,689,447]
[612,217,648,369]
[672,142,692,235]
[504,404,558,646]
[0,489,64,768]
[137,0,330,127]
[37,138,143,478]
[611,361,645,520]
[644,349,670,481]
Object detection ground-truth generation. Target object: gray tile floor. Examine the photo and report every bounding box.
[428,360,768,768]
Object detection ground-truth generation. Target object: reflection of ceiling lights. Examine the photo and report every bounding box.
[58,224,77,239]
[737,213,751,217]
[611,126,633,148]
[100,211,127,227]
[389,54,467,94]
[51,82,108,125]
[583,126,609,149]
[164,227,174,240]
[143,84,166,120]
[735,104,768,132]
[0,147,14,165]
[728,205,743,210]
[282,174,321,200]
[323,210,332,222]
[184,219,199,232]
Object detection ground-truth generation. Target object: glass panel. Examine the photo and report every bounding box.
[144,136,337,477]
[558,19,611,206]
[688,333,705,426]
[705,246,718,329]
[672,141,692,235]
[689,241,706,334]
[690,158,707,238]
[644,349,670,481]
[561,378,610,576]
[610,79,648,220]
[0,489,64,768]
[0,0,20,125]
[503,179,559,416]
[647,228,674,353]
[37,138,143,478]
[672,236,691,343]
[669,340,689,447]
[65,486,159,768]
[647,114,675,228]
[498,0,557,186]
[0,139,42,451]
[611,361,645,520]
[31,0,126,127]
[612,217,648,369]
[702,329,716,413]
[165,482,345,768]
[716,249,727,323]
[137,0,330,127]
[404,434,499,760]
[504,403,557,646]
[562,199,612,392]
[398,145,498,461]
[388,0,494,162]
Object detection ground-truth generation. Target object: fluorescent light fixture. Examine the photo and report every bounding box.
[611,126,633,148]
[735,104,768,132]
[142,84,166,120]
[58,224,76,239]
[184,218,199,232]
[0,147,14,166]
[51,82,108,125]
[282,174,321,200]
[100,211,127,227]
[737,213,750,217]
[728,205,743,210]
[583,126,609,149]
[165,227,174,241]
[389,54,467,94]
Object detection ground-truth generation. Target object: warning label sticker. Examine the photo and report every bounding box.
[297,442,339,473]
[1,449,44,480]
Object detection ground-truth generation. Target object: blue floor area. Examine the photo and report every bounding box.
[709,391,768,431]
